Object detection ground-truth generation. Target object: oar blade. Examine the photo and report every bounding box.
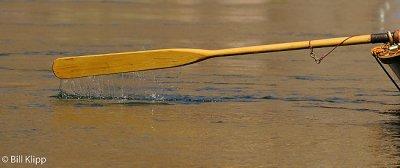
[53,49,210,79]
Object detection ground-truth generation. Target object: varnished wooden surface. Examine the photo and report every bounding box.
[53,35,372,79]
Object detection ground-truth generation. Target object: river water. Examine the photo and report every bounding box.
[1,0,400,167]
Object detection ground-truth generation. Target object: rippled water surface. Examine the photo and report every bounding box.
[1,0,400,167]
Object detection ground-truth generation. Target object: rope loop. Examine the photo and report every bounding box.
[308,36,354,64]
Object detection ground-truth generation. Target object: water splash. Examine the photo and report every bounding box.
[53,69,400,107]
[58,70,180,100]
[53,90,259,104]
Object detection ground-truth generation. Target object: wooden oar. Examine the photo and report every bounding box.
[53,30,399,79]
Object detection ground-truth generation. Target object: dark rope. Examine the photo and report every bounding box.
[309,36,354,64]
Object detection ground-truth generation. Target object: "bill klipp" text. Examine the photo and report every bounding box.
[10,155,46,165]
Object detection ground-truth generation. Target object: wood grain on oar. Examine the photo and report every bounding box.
[53,49,211,79]
[53,31,399,79]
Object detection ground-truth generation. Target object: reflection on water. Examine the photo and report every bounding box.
[1,0,400,167]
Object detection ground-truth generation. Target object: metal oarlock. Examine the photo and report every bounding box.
[394,30,400,43]
[388,31,394,45]
[389,44,399,51]
[388,31,400,51]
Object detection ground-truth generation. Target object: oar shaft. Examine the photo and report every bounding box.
[211,35,372,57]
[52,30,400,79]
